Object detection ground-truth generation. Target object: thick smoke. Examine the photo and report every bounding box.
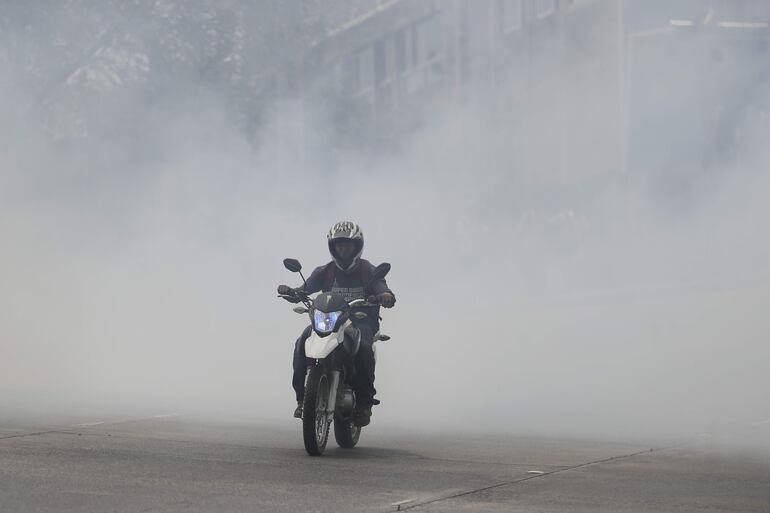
[1,2,769,447]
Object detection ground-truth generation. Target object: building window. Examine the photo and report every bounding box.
[374,36,398,110]
[414,16,442,68]
[394,27,415,74]
[393,16,443,95]
[500,0,523,33]
[345,45,375,101]
[536,0,557,19]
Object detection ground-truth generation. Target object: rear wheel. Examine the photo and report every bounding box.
[302,365,330,456]
[333,413,361,449]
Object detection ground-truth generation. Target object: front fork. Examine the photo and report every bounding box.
[305,362,341,421]
[327,370,340,419]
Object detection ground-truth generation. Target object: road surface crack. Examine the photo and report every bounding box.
[393,447,660,511]
[0,430,61,440]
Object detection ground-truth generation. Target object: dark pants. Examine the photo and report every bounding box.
[292,324,377,408]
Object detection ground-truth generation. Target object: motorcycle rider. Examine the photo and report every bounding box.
[277,221,396,427]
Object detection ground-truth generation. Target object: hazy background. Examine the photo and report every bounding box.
[1,1,769,445]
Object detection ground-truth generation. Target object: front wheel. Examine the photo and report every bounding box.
[302,364,330,456]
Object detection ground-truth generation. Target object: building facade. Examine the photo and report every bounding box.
[303,0,770,193]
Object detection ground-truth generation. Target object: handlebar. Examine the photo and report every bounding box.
[280,292,383,321]
[279,293,380,308]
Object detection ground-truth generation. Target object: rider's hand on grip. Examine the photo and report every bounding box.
[277,284,293,295]
[378,292,396,308]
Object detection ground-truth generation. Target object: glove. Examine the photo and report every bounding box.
[277,285,293,295]
[378,292,396,308]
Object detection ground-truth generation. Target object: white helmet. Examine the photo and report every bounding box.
[327,221,364,271]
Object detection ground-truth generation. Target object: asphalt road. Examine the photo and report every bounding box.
[1,414,769,512]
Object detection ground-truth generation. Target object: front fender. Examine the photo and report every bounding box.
[305,329,343,359]
[304,319,361,359]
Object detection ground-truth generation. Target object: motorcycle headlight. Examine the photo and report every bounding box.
[313,310,341,333]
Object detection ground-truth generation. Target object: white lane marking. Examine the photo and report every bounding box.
[718,21,769,29]
[74,421,106,427]
[391,498,416,511]
[526,470,545,474]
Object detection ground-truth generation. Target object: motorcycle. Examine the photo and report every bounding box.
[279,258,392,456]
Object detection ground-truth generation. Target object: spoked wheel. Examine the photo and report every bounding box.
[302,365,331,456]
[333,412,361,449]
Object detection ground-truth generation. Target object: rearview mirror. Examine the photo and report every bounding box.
[283,258,302,273]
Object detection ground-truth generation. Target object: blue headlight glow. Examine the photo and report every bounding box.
[313,310,341,333]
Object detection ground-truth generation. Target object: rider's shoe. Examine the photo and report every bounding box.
[352,406,372,427]
[293,401,303,419]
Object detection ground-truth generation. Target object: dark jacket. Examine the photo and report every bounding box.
[300,259,394,333]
